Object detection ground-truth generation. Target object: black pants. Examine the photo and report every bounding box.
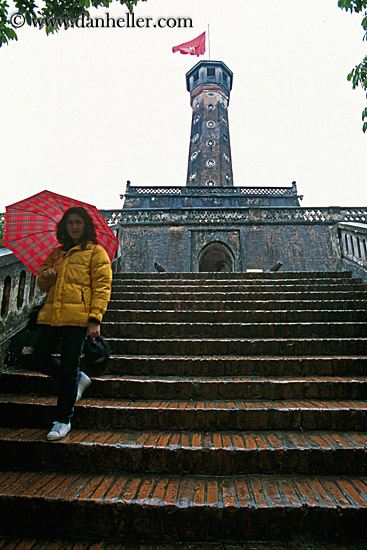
[32,325,87,424]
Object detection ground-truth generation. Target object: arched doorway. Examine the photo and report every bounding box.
[198,241,235,272]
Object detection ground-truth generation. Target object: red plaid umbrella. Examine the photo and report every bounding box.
[3,190,119,275]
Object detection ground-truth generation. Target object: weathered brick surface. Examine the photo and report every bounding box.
[1,426,367,476]
[118,225,337,273]
[0,272,367,546]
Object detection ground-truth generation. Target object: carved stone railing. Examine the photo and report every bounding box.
[0,249,43,368]
[331,222,367,281]
[101,207,367,227]
[124,185,298,197]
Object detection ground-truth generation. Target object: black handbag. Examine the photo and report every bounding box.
[27,300,46,331]
[83,335,111,376]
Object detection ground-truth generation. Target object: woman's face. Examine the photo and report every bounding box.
[66,214,85,244]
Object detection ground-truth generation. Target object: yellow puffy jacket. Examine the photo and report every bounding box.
[36,243,112,327]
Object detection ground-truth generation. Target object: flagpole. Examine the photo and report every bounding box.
[208,24,211,60]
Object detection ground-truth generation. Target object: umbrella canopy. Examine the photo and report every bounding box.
[3,190,119,275]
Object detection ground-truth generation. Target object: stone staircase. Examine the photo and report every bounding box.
[1,271,367,549]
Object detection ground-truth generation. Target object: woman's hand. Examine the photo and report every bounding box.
[87,322,100,339]
[42,268,57,283]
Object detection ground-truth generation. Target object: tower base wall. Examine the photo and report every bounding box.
[117,223,337,273]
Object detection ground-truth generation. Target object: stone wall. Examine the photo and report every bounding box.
[117,222,337,273]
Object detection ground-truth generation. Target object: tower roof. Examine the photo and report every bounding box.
[186,60,233,96]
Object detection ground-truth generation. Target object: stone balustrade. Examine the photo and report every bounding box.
[100,206,367,227]
[0,249,43,367]
[332,222,367,281]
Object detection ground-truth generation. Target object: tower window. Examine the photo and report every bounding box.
[207,68,215,77]
[207,121,215,128]
[206,180,215,186]
[207,139,215,147]
[207,159,215,167]
[191,151,199,160]
[207,104,214,111]
[193,71,199,82]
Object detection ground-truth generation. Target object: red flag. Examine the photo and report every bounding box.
[172,32,206,57]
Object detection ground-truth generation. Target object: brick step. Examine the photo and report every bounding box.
[1,426,367,476]
[103,322,367,339]
[112,282,366,292]
[3,371,367,401]
[0,540,365,550]
[106,337,367,356]
[107,299,367,311]
[2,396,367,431]
[104,309,367,323]
[1,541,365,550]
[0,470,366,542]
[113,271,352,280]
[105,356,367,377]
[110,290,367,301]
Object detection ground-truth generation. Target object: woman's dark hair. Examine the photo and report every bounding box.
[56,207,98,249]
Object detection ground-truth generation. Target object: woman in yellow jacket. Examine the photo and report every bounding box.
[33,206,112,441]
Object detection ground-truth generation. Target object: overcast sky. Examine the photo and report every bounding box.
[1,0,366,212]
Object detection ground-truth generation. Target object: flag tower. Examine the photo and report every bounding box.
[185,60,234,187]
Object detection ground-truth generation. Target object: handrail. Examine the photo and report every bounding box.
[337,222,367,270]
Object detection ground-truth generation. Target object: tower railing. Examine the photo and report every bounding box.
[123,185,298,197]
[100,207,367,227]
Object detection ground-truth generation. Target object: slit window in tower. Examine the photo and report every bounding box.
[207,68,215,77]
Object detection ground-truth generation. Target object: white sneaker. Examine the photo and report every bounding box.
[47,421,71,441]
[76,371,91,402]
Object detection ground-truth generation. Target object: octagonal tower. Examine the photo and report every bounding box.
[186,60,234,187]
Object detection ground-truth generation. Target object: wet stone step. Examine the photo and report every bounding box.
[3,372,367,401]
[1,427,367,476]
[113,271,352,280]
[104,309,367,324]
[105,356,367,377]
[102,322,367,339]
[107,299,367,311]
[2,396,367,431]
[107,337,367,357]
[1,540,366,550]
[110,290,367,301]
[0,470,367,541]
[112,282,367,293]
